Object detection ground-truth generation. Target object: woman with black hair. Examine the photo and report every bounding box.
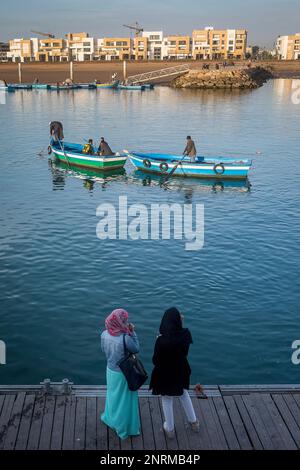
[149,307,199,439]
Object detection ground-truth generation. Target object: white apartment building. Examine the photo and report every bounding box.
[142,31,164,59]
[66,33,95,61]
[276,34,300,60]
[7,38,39,62]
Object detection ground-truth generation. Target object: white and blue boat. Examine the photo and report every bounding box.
[32,83,50,89]
[128,152,252,179]
[118,84,146,91]
[0,80,15,92]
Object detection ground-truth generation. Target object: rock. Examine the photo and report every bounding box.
[171,66,273,90]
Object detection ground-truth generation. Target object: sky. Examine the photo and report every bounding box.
[1,0,300,47]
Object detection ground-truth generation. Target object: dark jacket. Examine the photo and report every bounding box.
[183,139,196,157]
[98,140,114,156]
[149,308,193,396]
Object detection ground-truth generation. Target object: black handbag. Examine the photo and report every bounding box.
[117,334,148,391]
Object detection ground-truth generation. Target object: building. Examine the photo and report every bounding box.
[0,42,9,62]
[142,31,164,60]
[192,27,247,60]
[276,34,300,60]
[163,36,192,59]
[66,32,95,61]
[7,38,39,62]
[133,36,148,60]
[99,38,133,60]
[36,38,69,62]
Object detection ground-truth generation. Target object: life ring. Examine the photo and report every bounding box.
[48,145,52,155]
[160,162,169,173]
[213,163,225,175]
[143,159,151,168]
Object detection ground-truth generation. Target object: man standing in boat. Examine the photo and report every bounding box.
[183,136,197,162]
[98,137,114,156]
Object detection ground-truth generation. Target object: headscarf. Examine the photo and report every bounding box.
[105,308,131,336]
[159,307,192,346]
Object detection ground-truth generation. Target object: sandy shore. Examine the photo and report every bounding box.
[0,60,300,84]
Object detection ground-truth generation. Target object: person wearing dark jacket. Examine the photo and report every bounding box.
[149,307,199,438]
[98,137,114,156]
[183,136,197,162]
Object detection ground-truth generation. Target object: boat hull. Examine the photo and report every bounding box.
[118,85,146,90]
[51,143,127,171]
[96,81,119,89]
[49,85,80,90]
[129,153,251,179]
[32,84,50,89]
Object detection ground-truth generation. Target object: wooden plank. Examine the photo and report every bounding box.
[274,395,300,448]
[196,398,227,449]
[108,427,121,450]
[192,397,212,449]
[223,395,252,450]
[130,401,144,450]
[74,397,86,450]
[233,395,263,450]
[62,396,76,450]
[39,395,55,450]
[242,394,274,449]
[50,396,65,450]
[292,393,300,410]
[15,394,35,450]
[176,396,202,450]
[260,394,297,450]
[148,397,167,450]
[86,397,97,450]
[173,397,190,450]
[2,393,26,450]
[0,394,16,449]
[251,393,287,449]
[27,395,45,450]
[139,397,155,450]
[212,397,240,450]
[0,395,5,415]
[96,397,108,450]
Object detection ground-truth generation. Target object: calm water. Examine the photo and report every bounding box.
[0,80,299,385]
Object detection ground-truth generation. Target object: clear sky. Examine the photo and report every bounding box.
[1,0,299,47]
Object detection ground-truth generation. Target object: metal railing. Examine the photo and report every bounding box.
[127,64,190,84]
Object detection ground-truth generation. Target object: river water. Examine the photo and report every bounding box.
[0,79,299,385]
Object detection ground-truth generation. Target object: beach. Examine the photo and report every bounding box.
[1,60,300,84]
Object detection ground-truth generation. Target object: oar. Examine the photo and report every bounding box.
[162,155,186,184]
[57,138,71,169]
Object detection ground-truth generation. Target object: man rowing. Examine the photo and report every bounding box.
[183,135,197,162]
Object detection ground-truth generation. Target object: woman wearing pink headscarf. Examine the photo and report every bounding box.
[101,309,140,440]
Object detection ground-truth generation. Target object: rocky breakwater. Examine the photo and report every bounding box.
[171,66,273,89]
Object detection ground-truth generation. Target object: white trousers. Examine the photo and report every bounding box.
[161,389,197,432]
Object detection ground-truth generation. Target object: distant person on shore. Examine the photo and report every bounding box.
[183,136,197,162]
[82,139,94,154]
[101,309,141,440]
[98,137,114,156]
[149,307,199,439]
[34,77,39,84]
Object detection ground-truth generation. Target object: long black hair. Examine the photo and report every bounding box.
[159,307,192,346]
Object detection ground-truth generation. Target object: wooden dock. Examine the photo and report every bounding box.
[1,382,300,451]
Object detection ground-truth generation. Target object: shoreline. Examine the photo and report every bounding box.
[1,60,300,84]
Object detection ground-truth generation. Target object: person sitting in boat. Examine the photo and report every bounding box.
[183,136,197,162]
[97,137,114,156]
[82,139,95,155]
[49,121,64,143]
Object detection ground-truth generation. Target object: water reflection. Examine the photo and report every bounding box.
[130,169,251,196]
[49,159,126,191]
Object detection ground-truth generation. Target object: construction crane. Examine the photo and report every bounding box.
[30,30,55,38]
[123,22,143,37]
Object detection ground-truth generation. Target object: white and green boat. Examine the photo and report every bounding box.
[50,141,127,171]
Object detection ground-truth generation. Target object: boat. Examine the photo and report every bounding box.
[78,83,97,89]
[49,84,81,90]
[50,141,128,171]
[118,84,146,91]
[0,80,15,92]
[96,80,119,89]
[140,84,154,89]
[32,83,50,89]
[8,83,32,90]
[127,152,252,179]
